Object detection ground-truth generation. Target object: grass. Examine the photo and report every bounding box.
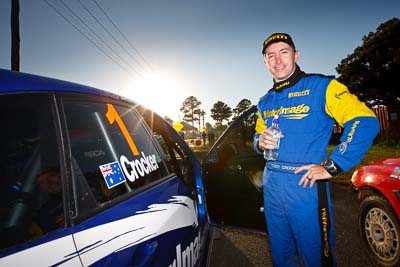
[331,144,400,185]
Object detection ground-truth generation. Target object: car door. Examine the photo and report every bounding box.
[58,93,208,266]
[202,105,267,231]
[139,107,210,266]
[0,93,81,266]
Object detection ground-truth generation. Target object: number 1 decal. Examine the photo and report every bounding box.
[106,103,139,156]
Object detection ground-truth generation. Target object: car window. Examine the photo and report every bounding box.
[154,128,194,189]
[0,93,62,251]
[140,109,195,189]
[159,137,194,188]
[63,100,169,216]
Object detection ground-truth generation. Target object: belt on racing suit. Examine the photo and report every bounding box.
[267,161,306,174]
[267,160,334,266]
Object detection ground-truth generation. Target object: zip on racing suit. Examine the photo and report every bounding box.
[253,66,380,267]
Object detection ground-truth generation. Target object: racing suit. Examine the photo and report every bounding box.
[253,66,380,267]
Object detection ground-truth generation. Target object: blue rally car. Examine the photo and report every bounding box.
[0,69,266,266]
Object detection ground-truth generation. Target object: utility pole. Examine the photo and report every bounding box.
[11,0,20,71]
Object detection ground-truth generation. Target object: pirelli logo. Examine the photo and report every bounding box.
[264,34,289,45]
[288,89,310,98]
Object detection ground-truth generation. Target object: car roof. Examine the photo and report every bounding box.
[0,68,131,103]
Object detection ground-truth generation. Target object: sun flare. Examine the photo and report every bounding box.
[124,72,183,122]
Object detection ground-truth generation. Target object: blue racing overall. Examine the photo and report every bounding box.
[253,66,380,267]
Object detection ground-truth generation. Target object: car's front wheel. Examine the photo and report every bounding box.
[359,195,400,267]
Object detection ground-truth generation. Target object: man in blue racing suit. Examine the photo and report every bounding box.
[254,33,380,267]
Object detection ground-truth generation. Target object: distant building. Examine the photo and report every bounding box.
[333,105,400,134]
[180,121,199,139]
[374,105,400,131]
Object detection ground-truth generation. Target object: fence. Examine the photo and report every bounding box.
[373,105,390,131]
[333,105,399,134]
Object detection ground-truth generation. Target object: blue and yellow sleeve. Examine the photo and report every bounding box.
[325,80,380,171]
[253,111,267,154]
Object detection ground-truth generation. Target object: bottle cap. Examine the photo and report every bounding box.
[272,115,279,124]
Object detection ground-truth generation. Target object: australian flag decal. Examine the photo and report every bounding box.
[99,161,126,189]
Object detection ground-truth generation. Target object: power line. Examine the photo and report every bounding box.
[53,0,102,50]
[43,0,132,75]
[56,0,142,75]
[43,0,141,76]
[77,0,148,73]
[92,0,153,71]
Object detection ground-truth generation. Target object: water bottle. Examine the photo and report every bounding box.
[264,115,281,161]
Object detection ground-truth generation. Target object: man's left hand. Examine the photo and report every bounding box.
[295,164,332,188]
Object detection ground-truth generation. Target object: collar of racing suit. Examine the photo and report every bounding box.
[273,64,306,91]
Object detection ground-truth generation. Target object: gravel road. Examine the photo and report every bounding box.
[209,183,377,267]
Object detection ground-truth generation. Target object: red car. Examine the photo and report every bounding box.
[352,158,400,267]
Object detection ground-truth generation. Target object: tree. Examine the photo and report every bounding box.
[231,99,257,142]
[210,101,232,125]
[180,96,201,126]
[336,18,400,105]
[232,99,252,121]
[194,109,206,132]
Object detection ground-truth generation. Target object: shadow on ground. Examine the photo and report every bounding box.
[209,228,272,267]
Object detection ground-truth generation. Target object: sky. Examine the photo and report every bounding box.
[1,0,399,124]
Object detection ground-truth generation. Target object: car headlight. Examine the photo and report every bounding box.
[351,169,358,183]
